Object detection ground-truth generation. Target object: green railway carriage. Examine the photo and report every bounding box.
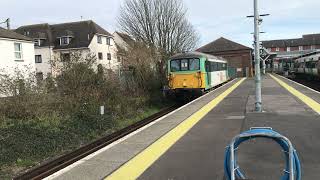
[167,52,230,96]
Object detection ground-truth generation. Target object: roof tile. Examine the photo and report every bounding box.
[197,37,252,53]
[0,27,32,41]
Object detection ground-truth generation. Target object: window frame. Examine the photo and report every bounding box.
[97,35,102,44]
[61,53,70,62]
[60,37,71,46]
[180,59,189,71]
[35,55,42,63]
[170,59,181,72]
[205,61,227,72]
[189,58,200,71]
[36,72,44,81]
[98,52,103,60]
[14,42,23,61]
[106,37,111,45]
[311,45,315,50]
[34,39,40,46]
[287,47,291,52]
[107,53,111,60]
[170,58,200,72]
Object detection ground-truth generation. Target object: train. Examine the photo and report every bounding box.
[294,51,320,79]
[274,51,320,80]
[165,52,232,98]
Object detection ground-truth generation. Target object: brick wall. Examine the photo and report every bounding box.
[208,49,253,77]
[291,46,299,51]
[303,45,311,50]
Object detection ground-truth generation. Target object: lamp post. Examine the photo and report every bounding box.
[253,0,262,112]
[247,1,269,112]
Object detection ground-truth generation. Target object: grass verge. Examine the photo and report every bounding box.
[0,101,171,179]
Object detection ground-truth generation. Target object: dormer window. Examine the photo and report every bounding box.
[61,37,69,45]
[60,36,72,46]
[34,39,45,46]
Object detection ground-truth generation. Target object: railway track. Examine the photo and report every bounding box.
[288,76,320,92]
[14,104,181,180]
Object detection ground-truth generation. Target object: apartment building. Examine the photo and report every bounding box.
[113,31,135,67]
[0,27,35,75]
[15,20,119,79]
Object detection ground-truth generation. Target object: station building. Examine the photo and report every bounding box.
[197,37,253,77]
[262,33,320,72]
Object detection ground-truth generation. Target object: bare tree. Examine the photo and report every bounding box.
[118,0,199,59]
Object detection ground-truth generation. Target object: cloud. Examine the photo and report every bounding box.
[1,0,319,48]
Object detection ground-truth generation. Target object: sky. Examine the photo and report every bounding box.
[1,0,320,48]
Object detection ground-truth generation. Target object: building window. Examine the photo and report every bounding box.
[35,55,42,63]
[34,39,45,46]
[311,45,315,50]
[98,52,103,60]
[60,37,71,45]
[36,72,44,82]
[97,36,102,44]
[276,47,279,52]
[299,46,303,51]
[14,43,23,60]
[107,53,111,60]
[61,53,70,62]
[287,47,290,52]
[34,39,40,46]
[106,37,111,45]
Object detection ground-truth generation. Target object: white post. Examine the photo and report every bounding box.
[100,106,105,115]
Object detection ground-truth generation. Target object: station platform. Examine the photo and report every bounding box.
[46,74,320,180]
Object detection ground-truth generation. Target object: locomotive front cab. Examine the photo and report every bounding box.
[168,58,205,92]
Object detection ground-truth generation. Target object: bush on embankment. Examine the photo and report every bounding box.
[0,49,170,179]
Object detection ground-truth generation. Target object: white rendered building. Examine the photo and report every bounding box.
[15,20,119,79]
[0,27,35,76]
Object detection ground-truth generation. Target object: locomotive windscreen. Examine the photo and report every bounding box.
[170,58,200,72]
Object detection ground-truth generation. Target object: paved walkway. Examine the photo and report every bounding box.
[139,74,320,180]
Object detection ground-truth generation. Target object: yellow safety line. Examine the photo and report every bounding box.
[270,74,320,114]
[105,78,246,180]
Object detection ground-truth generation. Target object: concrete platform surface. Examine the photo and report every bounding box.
[139,74,320,180]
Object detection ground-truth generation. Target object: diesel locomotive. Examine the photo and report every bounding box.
[166,52,230,97]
